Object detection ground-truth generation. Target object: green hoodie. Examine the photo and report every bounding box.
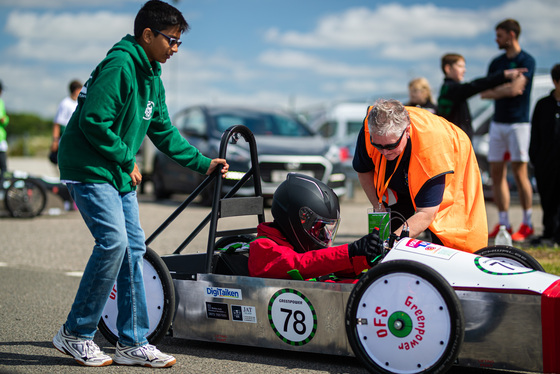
[59,35,211,192]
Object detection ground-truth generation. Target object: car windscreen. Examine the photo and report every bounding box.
[213,112,313,137]
[348,121,363,137]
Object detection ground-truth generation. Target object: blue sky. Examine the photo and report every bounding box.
[0,0,558,119]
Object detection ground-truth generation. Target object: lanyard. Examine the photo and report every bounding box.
[376,151,404,205]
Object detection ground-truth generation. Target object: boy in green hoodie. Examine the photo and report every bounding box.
[53,1,228,368]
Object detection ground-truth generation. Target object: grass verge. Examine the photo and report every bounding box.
[525,247,560,275]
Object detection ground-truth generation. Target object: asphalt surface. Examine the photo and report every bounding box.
[0,157,541,374]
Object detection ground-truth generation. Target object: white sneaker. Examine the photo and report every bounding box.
[114,342,176,368]
[52,326,112,367]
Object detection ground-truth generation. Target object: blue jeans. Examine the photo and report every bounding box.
[65,183,148,347]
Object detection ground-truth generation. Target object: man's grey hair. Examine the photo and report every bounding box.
[367,99,410,137]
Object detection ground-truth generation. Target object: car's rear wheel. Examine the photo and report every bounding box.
[474,245,544,271]
[98,247,175,345]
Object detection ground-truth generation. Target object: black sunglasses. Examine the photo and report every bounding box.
[152,29,182,48]
[370,127,407,150]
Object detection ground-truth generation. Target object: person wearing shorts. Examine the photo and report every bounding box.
[481,18,535,242]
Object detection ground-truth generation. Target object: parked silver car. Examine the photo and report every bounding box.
[151,105,347,203]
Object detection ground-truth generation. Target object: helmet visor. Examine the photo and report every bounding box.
[299,207,340,248]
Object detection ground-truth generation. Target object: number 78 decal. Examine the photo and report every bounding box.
[268,288,317,346]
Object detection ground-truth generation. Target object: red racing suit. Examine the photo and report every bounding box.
[248,222,370,280]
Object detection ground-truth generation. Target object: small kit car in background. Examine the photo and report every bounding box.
[99,126,560,374]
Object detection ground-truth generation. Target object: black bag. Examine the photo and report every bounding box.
[49,150,58,165]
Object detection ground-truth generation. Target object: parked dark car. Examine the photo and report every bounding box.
[151,105,347,203]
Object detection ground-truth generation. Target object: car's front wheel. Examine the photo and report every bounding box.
[346,260,464,374]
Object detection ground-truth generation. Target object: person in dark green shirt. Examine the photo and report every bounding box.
[53,1,228,368]
[437,53,525,139]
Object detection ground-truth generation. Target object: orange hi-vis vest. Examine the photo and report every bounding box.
[364,106,488,252]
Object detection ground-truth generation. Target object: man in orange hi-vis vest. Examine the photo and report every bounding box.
[352,99,487,253]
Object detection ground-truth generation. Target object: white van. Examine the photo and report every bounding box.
[307,102,369,144]
[303,102,372,197]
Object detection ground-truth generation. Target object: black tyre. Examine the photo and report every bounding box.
[214,234,255,253]
[475,245,544,271]
[346,260,464,374]
[213,235,255,275]
[462,246,542,343]
[5,178,47,218]
[98,247,175,345]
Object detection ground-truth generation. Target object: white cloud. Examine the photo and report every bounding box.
[339,80,379,95]
[258,49,378,78]
[486,0,560,48]
[380,41,442,61]
[264,0,560,52]
[0,0,142,9]
[1,0,558,118]
[264,3,486,49]
[5,11,133,63]
[0,62,89,117]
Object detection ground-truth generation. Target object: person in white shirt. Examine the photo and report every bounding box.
[50,80,82,163]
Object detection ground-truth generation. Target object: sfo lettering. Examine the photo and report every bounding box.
[373,296,425,350]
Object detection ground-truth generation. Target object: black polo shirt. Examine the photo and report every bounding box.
[352,127,445,219]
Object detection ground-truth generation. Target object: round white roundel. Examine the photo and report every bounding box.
[475,257,535,275]
[268,288,317,346]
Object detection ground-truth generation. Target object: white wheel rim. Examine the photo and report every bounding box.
[101,258,165,337]
[354,272,452,373]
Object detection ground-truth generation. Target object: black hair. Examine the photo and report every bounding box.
[496,18,521,39]
[69,80,82,93]
[134,0,189,39]
[551,64,560,83]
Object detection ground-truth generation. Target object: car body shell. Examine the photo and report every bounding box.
[107,125,560,373]
[162,237,560,374]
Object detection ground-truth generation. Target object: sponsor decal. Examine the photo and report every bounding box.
[268,288,317,346]
[405,238,424,248]
[206,286,243,300]
[403,239,455,259]
[206,302,229,320]
[370,295,427,351]
[405,238,438,250]
[109,284,117,300]
[231,305,257,323]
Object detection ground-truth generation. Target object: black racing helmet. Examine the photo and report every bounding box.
[271,173,340,253]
